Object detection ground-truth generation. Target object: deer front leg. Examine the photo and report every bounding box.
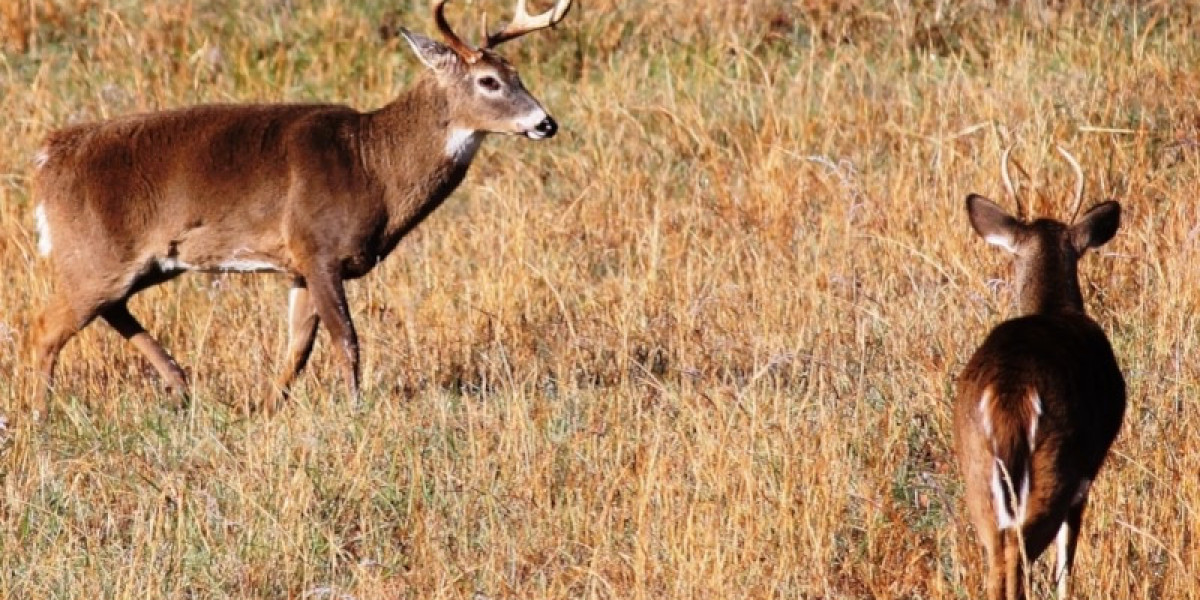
[271,280,321,412]
[305,269,361,402]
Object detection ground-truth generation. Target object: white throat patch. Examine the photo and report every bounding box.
[445,128,483,164]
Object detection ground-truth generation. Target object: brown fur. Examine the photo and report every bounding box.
[29,10,566,415]
[954,194,1125,600]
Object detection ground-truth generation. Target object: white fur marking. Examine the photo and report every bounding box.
[518,108,552,139]
[1029,390,1042,450]
[34,204,52,256]
[33,148,50,169]
[288,287,302,327]
[158,256,278,273]
[214,259,279,273]
[978,387,993,436]
[515,108,549,131]
[990,461,1031,530]
[983,232,1017,253]
[1055,521,1071,598]
[1017,471,1030,523]
[444,128,483,164]
[992,458,1016,530]
[158,257,195,272]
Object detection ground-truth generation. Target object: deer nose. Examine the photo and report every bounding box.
[532,116,557,139]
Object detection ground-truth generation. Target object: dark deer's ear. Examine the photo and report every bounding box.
[399,28,461,72]
[966,194,1022,253]
[1070,201,1121,253]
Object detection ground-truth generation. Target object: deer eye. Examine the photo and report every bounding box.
[476,76,502,92]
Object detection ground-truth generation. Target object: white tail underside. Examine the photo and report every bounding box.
[991,459,1029,530]
[985,387,1041,530]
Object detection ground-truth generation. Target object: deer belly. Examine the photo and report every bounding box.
[156,253,282,274]
[207,258,281,273]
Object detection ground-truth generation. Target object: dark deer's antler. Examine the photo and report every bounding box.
[1001,144,1027,221]
[1055,145,1085,224]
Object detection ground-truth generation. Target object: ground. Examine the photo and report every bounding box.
[0,1,1197,598]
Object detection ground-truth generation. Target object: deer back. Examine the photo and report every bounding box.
[956,312,1125,476]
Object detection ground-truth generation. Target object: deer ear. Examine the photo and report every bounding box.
[1070,201,1121,253]
[967,194,1022,253]
[399,28,461,72]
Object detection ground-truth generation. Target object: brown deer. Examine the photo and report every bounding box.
[954,146,1126,600]
[29,0,572,415]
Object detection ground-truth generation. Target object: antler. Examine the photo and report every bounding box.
[484,0,573,48]
[1001,144,1026,221]
[1055,144,1085,224]
[434,0,483,63]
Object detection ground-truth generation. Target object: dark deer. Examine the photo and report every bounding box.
[30,0,572,415]
[954,146,1126,600]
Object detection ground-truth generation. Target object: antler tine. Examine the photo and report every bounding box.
[1001,144,1026,220]
[1056,144,1085,224]
[485,0,573,48]
[433,0,482,63]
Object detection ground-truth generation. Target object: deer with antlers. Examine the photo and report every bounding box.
[29,0,572,415]
[954,146,1126,600]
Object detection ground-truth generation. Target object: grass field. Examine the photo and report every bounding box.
[1,0,1198,598]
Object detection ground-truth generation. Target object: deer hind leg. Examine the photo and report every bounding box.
[100,302,189,400]
[270,280,321,413]
[31,291,101,415]
[978,525,1006,600]
[306,269,360,402]
[961,435,1008,600]
[993,509,1062,600]
[1002,528,1025,600]
[1055,484,1089,599]
[1053,519,1077,600]
[975,521,1020,600]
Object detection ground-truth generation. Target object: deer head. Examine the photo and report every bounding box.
[398,0,571,140]
[967,146,1121,315]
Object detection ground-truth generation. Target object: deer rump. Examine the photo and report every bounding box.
[958,313,1125,529]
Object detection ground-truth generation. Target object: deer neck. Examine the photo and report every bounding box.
[363,76,486,237]
[1015,254,1086,317]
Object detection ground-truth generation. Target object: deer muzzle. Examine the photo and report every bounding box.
[527,115,558,139]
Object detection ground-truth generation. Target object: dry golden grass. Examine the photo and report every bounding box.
[1,0,1199,598]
